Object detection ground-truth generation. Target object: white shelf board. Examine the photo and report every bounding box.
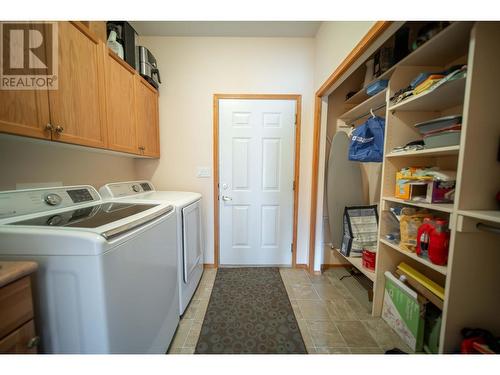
[456,210,500,225]
[379,238,448,275]
[386,145,460,158]
[339,89,386,122]
[334,248,376,282]
[344,88,370,107]
[382,196,454,213]
[349,22,472,106]
[389,78,466,112]
[398,22,473,67]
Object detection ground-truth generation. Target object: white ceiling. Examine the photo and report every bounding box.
[129,21,322,38]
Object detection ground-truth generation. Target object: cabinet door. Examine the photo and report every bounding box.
[0,90,51,139]
[48,22,107,148]
[105,51,138,154]
[0,320,38,354]
[135,77,160,157]
[0,23,51,140]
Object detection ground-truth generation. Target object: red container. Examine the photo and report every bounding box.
[416,218,450,266]
[362,250,376,271]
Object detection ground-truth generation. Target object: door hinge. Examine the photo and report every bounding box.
[295,113,297,125]
[292,180,296,191]
[290,243,293,253]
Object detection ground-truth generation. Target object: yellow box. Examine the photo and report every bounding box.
[395,171,411,199]
[394,167,432,200]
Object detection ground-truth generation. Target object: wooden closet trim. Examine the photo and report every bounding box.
[213,93,302,268]
[308,21,392,273]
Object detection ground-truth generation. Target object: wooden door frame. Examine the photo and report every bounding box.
[307,21,392,273]
[213,94,302,268]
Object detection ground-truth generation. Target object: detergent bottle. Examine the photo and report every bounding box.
[416,218,450,266]
[429,218,450,266]
[416,218,432,259]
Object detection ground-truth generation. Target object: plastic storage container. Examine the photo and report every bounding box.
[366,79,388,96]
[414,115,462,134]
[362,250,376,271]
[423,130,461,148]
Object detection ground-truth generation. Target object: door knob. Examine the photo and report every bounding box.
[55,125,64,134]
[221,195,232,201]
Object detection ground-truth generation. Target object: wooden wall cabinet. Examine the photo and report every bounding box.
[0,22,51,140]
[0,91,51,140]
[48,22,108,149]
[0,21,161,158]
[105,50,139,154]
[135,76,160,157]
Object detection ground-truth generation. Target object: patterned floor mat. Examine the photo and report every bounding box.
[195,267,307,354]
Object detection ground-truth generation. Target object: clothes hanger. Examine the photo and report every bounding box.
[347,124,355,139]
[370,108,376,118]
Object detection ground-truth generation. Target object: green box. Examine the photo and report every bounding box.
[382,272,426,352]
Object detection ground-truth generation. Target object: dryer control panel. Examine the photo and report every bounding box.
[99,181,155,199]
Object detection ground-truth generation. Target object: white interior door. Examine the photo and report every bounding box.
[219,99,296,266]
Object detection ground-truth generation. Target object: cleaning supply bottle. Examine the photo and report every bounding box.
[107,28,124,59]
[416,218,450,266]
[416,218,432,260]
[428,218,449,266]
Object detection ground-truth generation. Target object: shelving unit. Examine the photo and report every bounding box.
[388,77,466,112]
[339,89,387,123]
[334,248,376,282]
[379,238,448,275]
[456,210,500,224]
[385,145,460,158]
[373,22,500,354]
[382,196,454,213]
[319,21,500,354]
[343,22,473,109]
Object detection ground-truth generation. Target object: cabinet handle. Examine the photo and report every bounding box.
[27,336,40,349]
[45,123,53,132]
[55,125,64,134]
[138,146,145,151]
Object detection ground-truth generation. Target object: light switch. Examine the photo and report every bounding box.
[197,167,211,178]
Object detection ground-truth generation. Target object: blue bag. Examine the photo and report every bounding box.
[348,116,385,162]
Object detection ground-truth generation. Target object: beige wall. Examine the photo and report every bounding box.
[135,36,316,265]
[0,136,137,190]
[314,21,375,91]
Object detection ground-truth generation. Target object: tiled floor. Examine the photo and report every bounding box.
[167,268,217,354]
[168,267,411,354]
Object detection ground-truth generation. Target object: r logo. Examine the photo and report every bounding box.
[0,22,58,90]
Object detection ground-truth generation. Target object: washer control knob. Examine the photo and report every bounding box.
[132,185,141,193]
[44,193,62,206]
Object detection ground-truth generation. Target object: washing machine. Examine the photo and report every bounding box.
[100,181,204,315]
[0,185,179,353]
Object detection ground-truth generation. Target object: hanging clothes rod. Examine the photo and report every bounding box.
[347,103,387,125]
[477,222,500,235]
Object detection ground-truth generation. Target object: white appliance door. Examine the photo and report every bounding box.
[219,99,296,265]
[103,211,179,353]
[182,200,203,283]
